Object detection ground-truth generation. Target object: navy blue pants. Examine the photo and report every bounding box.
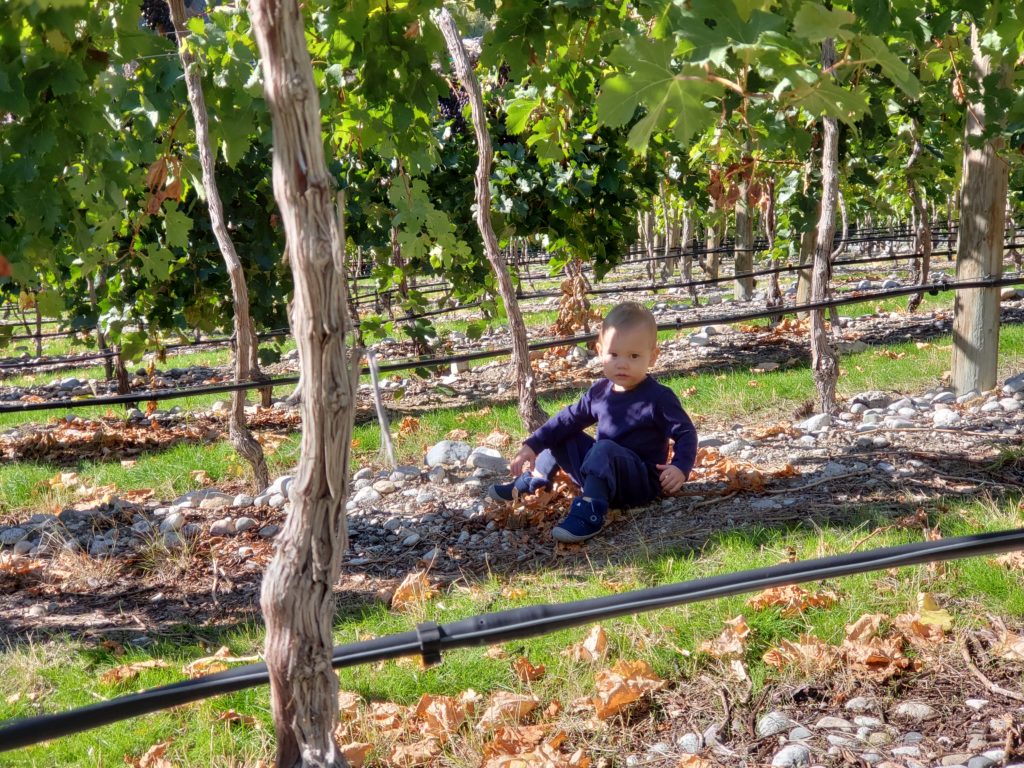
[534,435,659,508]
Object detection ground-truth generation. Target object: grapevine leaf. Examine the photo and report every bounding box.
[162,203,193,250]
[792,3,857,43]
[595,75,639,128]
[859,35,921,99]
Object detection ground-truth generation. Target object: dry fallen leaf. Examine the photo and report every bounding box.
[762,634,839,673]
[215,710,258,728]
[477,692,541,731]
[446,428,470,440]
[482,429,513,449]
[591,660,666,720]
[339,742,372,768]
[337,690,362,721]
[916,592,953,630]
[183,646,260,678]
[125,740,174,768]
[190,469,210,484]
[678,755,717,768]
[991,630,1024,662]
[367,701,409,733]
[748,585,838,617]
[565,625,608,663]
[101,659,169,685]
[699,615,750,660]
[390,738,441,767]
[991,552,1024,570]
[391,570,437,612]
[513,657,546,682]
[415,693,466,737]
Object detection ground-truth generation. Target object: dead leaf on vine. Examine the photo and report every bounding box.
[513,657,546,682]
[565,625,608,663]
[591,660,666,719]
[101,659,169,685]
[477,692,540,730]
[391,570,436,612]
[699,615,750,660]
[747,585,838,617]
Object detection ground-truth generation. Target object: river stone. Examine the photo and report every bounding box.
[852,390,894,409]
[965,699,989,711]
[933,409,962,428]
[372,480,398,495]
[771,744,811,768]
[267,493,287,509]
[234,517,257,533]
[798,413,832,432]
[426,440,471,467]
[259,525,279,539]
[1003,373,1024,394]
[467,446,509,473]
[941,755,973,767]
[13,540,35,556]
[757,711,797,738]
[689,332,712,346]
[402,533,421,547]
[968,756,996,768]
[0,527,28,546]
[210,518,234,536]
[199,494,232,510]
[789,727,813,741]
[893,701,938,722]
[1000,398,1022,412]
[233,494,254,508]
[677,733,703,754]
[931,390,957,404]
[815,716,853,730]
[159,512,186,533]
[354,467,374,481]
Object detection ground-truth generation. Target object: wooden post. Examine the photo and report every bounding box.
[433,8,546,430]
[733,151,754,301]
[951,24,1009,395]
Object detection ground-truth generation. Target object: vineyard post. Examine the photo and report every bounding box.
[734,145,754,302]
[433,7,546,430]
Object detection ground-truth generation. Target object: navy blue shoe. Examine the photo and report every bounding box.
[487,472,550,502]
[552,497,608,543]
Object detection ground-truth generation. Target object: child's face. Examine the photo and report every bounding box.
[597,324,659,391]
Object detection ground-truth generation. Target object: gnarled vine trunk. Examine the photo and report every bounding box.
[249,0,362,764]
[733,149,754,301]
[809,39,840,414]
[433,8,546,430]
[905,121,932,313]
[168,0,269,490]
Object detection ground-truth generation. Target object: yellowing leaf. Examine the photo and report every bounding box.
[183,646,260,678]
[591,660,665,720]
[916,592,953,630]
[391,570,437,612]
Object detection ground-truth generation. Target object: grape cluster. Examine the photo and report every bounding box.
[140,0,176,39]
[438,85,469,133]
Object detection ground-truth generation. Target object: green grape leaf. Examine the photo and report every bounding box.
[162,203,193,250]
[859,35,921,99]
[792,3,857,43]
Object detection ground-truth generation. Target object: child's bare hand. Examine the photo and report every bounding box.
[656,464,687,496]
[510,445,537,476]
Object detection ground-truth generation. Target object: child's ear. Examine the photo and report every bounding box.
[649,345,660,366]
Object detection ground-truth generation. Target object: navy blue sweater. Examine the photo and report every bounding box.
[524,376,698,476]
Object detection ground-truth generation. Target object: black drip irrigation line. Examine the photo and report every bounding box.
[1,527,1023,751]
[1,275,1021,415]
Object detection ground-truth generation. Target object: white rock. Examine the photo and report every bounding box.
[892,701,938,722]
[757,711,796,738]
[798,413,832,432]
[372,480,398,494]
[402,533,421,547]
[815,716,853,730]
[425,440,471,467]
[965,698,989,711]
[233,494,255,508]
[352,487,382,507]
[931,390,956,404]
[354,467,374,481]
[677,733,703,754]
[198,494,232,510]
[1003,374,1024,394]
[771,744,811,768]
[210,518,234,536]
[267,493,288,509]
[467,446,509,473]
[689,332,712,346]
[932,410,962,428]
[1000,398,1022,412]
[159,512,186,533]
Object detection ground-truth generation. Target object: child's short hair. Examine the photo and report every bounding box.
[601,302,657,344]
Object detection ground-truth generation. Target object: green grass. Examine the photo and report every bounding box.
[1,493,1021,766]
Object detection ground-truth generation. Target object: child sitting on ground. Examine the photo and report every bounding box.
[489,301,698,543]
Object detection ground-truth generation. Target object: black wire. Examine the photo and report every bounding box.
[1,527,1022,752]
